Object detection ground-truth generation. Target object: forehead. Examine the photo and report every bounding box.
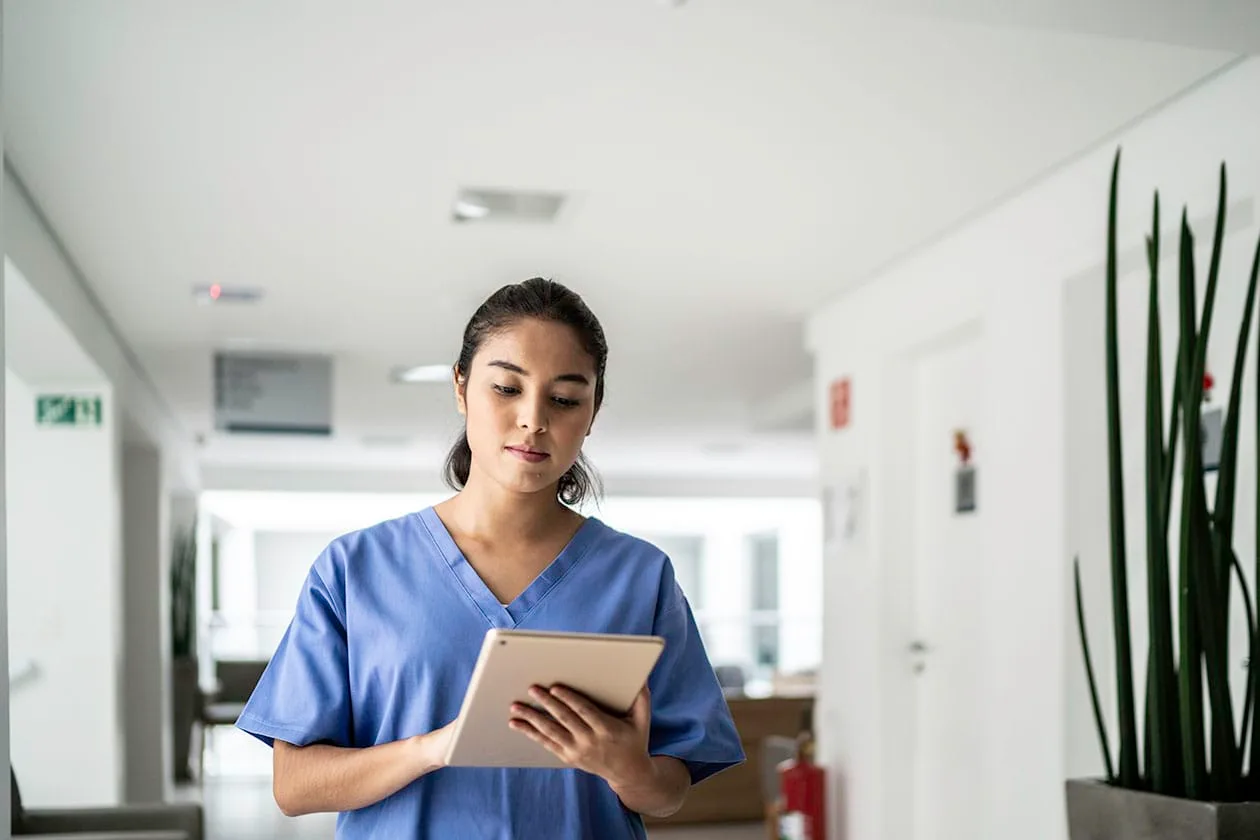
[474,318,596,375]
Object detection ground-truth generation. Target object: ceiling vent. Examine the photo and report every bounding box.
[451,188,566,224]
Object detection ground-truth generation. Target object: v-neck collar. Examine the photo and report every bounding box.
[417,507,603,629]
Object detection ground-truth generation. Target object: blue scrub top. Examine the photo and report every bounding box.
[236,507,745,839]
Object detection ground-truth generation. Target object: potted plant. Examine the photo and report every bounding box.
[1068,149,1260,839]
[170,520,199,782]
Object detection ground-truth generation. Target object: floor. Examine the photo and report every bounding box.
[185,727,766,839]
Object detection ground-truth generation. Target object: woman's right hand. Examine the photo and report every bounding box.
[274,719,460,817]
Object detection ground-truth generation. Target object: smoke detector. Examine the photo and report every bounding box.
[193,284,263,304]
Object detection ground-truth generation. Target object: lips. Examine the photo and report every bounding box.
[506,445,550,464]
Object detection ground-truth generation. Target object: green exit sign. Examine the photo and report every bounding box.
[36,395,104,428]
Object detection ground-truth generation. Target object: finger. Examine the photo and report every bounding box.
[549,686,612,734]
[511,702,573,746]
[630,684,652,729]
[528,686,592,736]
[509,719,568,759]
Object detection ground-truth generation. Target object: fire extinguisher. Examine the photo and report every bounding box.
[777,713,826,840]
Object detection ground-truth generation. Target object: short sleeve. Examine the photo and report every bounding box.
[647,570,746,785]
[235,544,352,749]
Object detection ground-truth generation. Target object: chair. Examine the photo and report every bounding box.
[11,769,202,840]
[196,658,269,776]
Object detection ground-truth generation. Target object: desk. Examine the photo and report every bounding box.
[646,693,815,826]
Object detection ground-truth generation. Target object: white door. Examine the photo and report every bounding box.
[909,331,986,840]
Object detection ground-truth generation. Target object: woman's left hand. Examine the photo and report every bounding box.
[509,683,652,786]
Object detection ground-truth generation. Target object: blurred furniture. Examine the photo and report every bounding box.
[195,658,269,777]
[714,665,747,695]
[645,693,814,827]
[11,769,202,840]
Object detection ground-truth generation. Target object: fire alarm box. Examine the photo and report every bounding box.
[830,379,851,430]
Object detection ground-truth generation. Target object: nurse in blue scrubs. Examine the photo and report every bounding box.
[236,278,745,838]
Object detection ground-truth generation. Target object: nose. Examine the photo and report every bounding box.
[517,395,548,433]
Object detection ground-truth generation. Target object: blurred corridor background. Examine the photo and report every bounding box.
[3,2,1260,839]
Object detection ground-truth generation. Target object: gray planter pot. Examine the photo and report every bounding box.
[1067,779,1260,840]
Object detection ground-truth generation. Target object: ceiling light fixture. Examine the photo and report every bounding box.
[452,199,491,221]
[450,188,566,224]
[391,364,452,384]
[193,284,264,304]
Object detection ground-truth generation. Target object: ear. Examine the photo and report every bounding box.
[452,365,467,416]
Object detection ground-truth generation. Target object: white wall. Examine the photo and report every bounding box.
[806,56,1260,840]
[1,9,11,824]
[1,4,10,826]
[121,442,171,803]
[5,370,123,806]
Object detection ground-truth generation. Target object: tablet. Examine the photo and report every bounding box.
[444,628,666,769]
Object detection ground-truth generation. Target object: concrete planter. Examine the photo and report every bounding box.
[1066,779,1260,840]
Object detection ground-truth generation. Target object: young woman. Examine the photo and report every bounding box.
[236,278,744,838]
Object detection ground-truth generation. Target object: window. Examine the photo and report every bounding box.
[750,533,779,612]
[644,534,705,610]
[748,533,780,671]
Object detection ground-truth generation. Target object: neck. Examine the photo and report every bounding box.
[446,466,571,542]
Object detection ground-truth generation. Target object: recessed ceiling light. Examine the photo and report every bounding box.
[452,199,490,220]
[391,364,452,384]
[193,284,263,304]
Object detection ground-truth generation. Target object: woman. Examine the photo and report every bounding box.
[236,278,744,838]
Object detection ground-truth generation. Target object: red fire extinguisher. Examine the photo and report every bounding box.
[777,714,827,840]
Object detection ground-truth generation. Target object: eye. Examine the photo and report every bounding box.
[552,396,581,408]
[492,384,520,396]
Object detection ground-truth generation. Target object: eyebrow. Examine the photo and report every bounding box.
[487,359,591,386]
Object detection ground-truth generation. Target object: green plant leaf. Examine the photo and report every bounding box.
[1231,548,1256,776]
[1144,205,1182,795]
[1193,169,1242,801]
[1177,212,1209,798]
[1251,229,1260,797]
[1106,149,1141,789]
[1209,179,1260,786]
[1076,556,1116,782]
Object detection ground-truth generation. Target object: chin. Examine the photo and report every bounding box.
[496,469,562,497]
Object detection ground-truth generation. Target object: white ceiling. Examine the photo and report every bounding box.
[2,0,1237,483]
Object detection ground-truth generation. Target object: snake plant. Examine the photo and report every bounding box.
[1075,149,1260,801]
[170,520,198,660]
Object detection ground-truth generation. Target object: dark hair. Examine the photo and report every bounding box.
[443,278,607,507]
